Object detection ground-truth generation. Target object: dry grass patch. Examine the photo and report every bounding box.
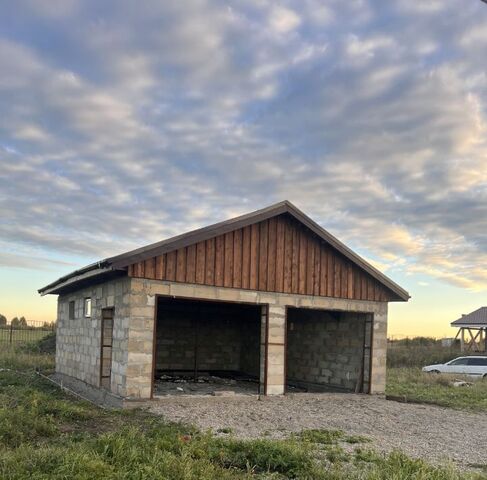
[387,368,487,411]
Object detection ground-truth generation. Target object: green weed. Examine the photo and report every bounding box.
[387,368,487,411]
[298,428,344,444]
[0,347,484,479]
[217,427,234,434]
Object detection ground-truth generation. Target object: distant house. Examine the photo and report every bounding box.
[39,201,409,406]
[440,338,455,348]
[451,307,487,352]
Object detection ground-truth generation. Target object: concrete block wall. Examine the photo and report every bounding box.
[156,315,196,370]
[57,278,388,401]
[266,305,286,395]
[240,318,260,376]
[135,280,388,398]
[155,306,260,375]
[56,277,131,397]
[156,316,241,371]
[124,280,156,398]
[370,306,388,393]
[259,306,267,395]
[286,310,366,390]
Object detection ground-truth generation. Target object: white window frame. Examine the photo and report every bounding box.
[84,298,92,318]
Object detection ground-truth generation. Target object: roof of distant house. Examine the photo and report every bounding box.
[451,307,487,327]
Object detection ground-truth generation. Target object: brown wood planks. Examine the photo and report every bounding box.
[233,229,243,288]
[155,255,164,280]
[241,226,251,289]
[205,238,215,284]
[313,241,321,296]
[186,245,196,284]
[319,245,327,296]
[195,241,206,284]
[267,217,277,291]
[224,232,234,288]
[144,258,155,279]
[127,214,395,302]
[165,251,176,281]
[283,218,293,293]
[176,248,186,282]
[275,216,285,292]
[215,235,225,287]
[291,224,299,292]
[258,221,268,290]
[249,223,259,290]
[327,253,334,297]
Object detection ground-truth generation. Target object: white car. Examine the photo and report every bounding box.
[422,356,487,378]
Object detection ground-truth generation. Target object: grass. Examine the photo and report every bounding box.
[387,343,463,369]
[297,429,371,445]
[387,367,487,411]
[0,344,485,479]
[0,328,54,346]
[387,341,487,411]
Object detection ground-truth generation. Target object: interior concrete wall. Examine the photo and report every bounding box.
[155,299,260,376]
[286,309,366,391]
[240,319,261,376]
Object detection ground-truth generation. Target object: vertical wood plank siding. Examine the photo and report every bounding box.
[129,214,394,301]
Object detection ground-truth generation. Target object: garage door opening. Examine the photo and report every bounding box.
[286,308,372,393]
[154,297,263,397]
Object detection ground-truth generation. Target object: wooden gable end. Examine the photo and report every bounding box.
[127,214,397,302]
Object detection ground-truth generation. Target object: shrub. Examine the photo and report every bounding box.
[201,436,314,476]
[298,429,344,445]
[23,332,56,355]
[387,344,462,368]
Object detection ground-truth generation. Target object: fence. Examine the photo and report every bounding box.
[0,320,56,345]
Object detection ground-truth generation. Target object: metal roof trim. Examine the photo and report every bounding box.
[39,200,410,301]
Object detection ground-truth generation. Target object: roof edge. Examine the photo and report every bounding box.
[38,261,110,295]
[38,200,410,301]
[282,202,409,301]
[451,307,487,326]
[450,323,487,328]
[106,201,290,267]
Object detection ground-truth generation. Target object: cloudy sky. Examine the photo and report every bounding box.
[0,0,486,336]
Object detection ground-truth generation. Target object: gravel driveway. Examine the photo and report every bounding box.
[148,393,487,469]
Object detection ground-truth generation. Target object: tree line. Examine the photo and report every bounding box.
[0,314,27,327]
[0,315,55,328]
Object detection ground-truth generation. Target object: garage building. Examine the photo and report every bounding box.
[39,201,409,404]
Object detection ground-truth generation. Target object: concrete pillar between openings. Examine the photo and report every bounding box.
[125,290,155,399]
[370,308,388,394]
[265,304,286,395]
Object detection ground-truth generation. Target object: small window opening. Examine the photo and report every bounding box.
[69,301,75,320]
[84,298,92,318]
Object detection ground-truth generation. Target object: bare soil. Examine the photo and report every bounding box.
[148,392,487,469]
[154,374,259,396]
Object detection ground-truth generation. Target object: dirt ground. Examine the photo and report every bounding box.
[154,375,259,396]
[148,392,487,469]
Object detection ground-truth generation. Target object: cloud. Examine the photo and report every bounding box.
[0,252,77,271]
[0,0,486,293]
[269,6,301,34]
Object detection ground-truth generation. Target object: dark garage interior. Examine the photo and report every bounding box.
[154,297,262,396]
[286,308,372,393]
